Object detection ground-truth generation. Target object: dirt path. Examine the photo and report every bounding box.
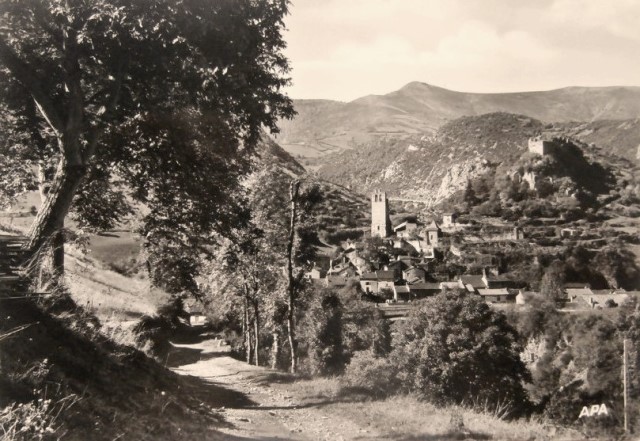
[170,339,380,440]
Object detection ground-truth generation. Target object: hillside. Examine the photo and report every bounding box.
[275,83,640,161]
[552,118,640,163]
[318,113,544,204]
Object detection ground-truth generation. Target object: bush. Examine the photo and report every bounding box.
[391,290,531,416]
[342,351,399,398]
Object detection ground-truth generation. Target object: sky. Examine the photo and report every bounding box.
[282,0,640,101]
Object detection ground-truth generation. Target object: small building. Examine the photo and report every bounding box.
[441,213,457,228]
[424,221,442,246]
[458,275,487,292]
[393,284,411,302]
[359,272,378,294]
[403,266,427,284]
[482,271,517,289]
[376,270,396,292]
[565,287,594,303]
[305,267,326,280]
[409,282,441,299]
[528,137,554,156]
[477,288,515,303]
[393,221,419,239]
[189,312,208,327]
[359,270,396,294]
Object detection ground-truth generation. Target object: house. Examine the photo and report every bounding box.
[477,288,515,303]
[393,221,419,239]
[406,239,433,255]
[376,270,396,293]
[385,260,406,279]
[441,213,457,228]
[305,267,326,280]
[403,266,427,284]
[424,221,442,246]
[359,272,378,294]
[440,281,461,291]
[183,300,208,327]
[409,282,441,299]
[393,284,411,301]
[565,287,594,303]
[189,313,208,327]
[576,289,630,309]
[482,270,517,289]
[358,270,397,294]
[458,275,487,293]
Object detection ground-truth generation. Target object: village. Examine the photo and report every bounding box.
[305,137,639,317]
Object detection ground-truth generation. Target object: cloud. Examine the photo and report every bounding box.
[550,0,640,41]
[284,0,640,100]
[289,21,557,98]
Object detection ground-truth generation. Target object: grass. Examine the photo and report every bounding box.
[274,376,587,441]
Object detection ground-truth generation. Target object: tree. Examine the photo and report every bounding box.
[593,245,640,290]
[0,0,294,284]
[206,227,279,366]
[392,290,530,415]
[222,165,320,372]
[540,261,566,304]
[299,291,346,375]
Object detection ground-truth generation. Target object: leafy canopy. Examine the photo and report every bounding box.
[0,0,294,290]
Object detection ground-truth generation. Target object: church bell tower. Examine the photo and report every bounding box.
[371,190,391,237]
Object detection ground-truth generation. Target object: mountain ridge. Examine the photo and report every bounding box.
[275,83,640,162]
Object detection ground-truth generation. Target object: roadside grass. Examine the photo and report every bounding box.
[277,376,586,441]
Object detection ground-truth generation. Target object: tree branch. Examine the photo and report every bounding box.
[0,38,64,135]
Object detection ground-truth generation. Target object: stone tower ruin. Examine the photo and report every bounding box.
[371,190,391,237]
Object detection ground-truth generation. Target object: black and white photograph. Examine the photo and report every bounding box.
[1,1,640,439]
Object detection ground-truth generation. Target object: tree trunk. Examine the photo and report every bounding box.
[243,297,251,364]
[271,331,279,369]
[51,226,65,281]
[24,159,86,268]
[253,301,260,366]
[286,180,300,373]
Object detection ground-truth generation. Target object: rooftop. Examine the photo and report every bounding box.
[478,288,511,296]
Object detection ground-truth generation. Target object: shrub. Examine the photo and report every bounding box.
[342,351,399,398]
[391,290,531,416]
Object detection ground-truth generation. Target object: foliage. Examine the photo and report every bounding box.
[342,350,399,398]
[0,0,294,286]
[540,261,565,303]
[299,291,347,376]
[391,291,530,415]
[593,245,640,290]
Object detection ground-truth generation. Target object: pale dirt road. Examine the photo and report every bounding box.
[169,339,382,441]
